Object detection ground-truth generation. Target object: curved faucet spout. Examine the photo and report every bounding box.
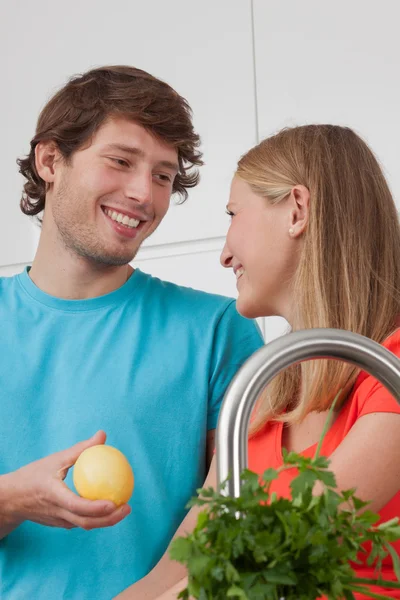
[216,329,400,497]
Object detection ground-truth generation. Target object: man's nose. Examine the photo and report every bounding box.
[220,242,233,268]
[124,171,153,206]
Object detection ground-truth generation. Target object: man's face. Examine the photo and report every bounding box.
[46,117,179,266]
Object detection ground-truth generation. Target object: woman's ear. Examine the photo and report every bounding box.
[288,185,310,238]
[35,141,61,185]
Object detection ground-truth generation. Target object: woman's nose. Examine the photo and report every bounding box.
[220,242,233,268]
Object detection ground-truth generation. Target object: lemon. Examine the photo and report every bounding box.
[73,444,134,506]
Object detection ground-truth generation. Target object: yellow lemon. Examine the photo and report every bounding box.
[73,445,134,506]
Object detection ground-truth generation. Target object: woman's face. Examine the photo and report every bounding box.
[220,176,306,320]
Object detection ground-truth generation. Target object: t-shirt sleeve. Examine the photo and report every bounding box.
[357,329,400,418]
[357,378,400,418]
[207,301,264,430]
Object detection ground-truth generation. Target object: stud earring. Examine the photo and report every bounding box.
[289,228,294,235]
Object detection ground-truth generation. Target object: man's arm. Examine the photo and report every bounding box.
[114,454,217,600]
[115,309,263,599]
[154,577,190,600]
[0,473,22,538]
[206,428,216,470]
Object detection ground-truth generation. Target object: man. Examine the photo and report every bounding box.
[0,66,263,599]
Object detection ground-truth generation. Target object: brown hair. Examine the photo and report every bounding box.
[18,65,203,217]
[236,125,400,433]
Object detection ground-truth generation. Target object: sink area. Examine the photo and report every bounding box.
[216,328,400,496]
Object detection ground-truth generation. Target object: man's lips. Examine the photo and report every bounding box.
[101,205,151,222]
[101,206,150,239]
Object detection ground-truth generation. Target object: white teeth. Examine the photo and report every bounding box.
[236,267,245,279]
[105,209,140,229]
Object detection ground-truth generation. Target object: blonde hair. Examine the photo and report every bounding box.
[236,125,400,434]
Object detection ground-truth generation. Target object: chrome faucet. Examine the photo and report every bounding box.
[216,329,400,496]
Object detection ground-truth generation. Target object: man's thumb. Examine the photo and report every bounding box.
[59,430,107,469]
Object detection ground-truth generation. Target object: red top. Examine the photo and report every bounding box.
[248,328,400,599]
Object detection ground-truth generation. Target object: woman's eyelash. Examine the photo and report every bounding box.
[225,209,234,217]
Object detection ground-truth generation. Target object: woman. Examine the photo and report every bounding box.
[116,125,400,599]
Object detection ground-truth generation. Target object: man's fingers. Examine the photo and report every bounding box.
[56,430,107,473]
[47,517,77,529]
[52,482,116,517]
[59,504,131,530]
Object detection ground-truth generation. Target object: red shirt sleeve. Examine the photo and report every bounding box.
[353,328,400,418]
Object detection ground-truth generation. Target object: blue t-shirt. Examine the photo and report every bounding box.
[0,267,263,599]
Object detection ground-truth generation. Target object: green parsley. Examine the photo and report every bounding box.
[170,446,400,599]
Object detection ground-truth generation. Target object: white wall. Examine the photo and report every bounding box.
[252,0,400,340]
[253,0,400,209]
[2,0,399,344]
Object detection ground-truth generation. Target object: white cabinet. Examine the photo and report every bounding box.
[253,0,400,210]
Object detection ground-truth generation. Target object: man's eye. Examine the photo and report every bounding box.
[154,174,172,183]
[110,158,129,167]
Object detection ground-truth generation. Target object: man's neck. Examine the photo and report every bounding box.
[29,240,133,300]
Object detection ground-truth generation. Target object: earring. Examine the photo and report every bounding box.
[289,228,294,235]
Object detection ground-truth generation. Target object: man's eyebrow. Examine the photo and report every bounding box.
[103,143,145,157]
[156,160,179,173]
[102,143,179,173]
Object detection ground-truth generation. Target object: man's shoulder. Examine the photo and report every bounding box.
[0,274,23,322]
[137,269,236,313]
[0,273,19,295]
[131,271,264,353]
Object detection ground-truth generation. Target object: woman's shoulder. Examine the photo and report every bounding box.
[382,325,400,353]
[354,326,400,383]
[350,325,400,417]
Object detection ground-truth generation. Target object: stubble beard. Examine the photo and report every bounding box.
[65,234,139,267]
[52,179,141,267]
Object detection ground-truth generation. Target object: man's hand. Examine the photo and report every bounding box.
[0,431,131,537]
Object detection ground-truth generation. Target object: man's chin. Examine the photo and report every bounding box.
[92,254,136,267]
[77,248,138,268]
